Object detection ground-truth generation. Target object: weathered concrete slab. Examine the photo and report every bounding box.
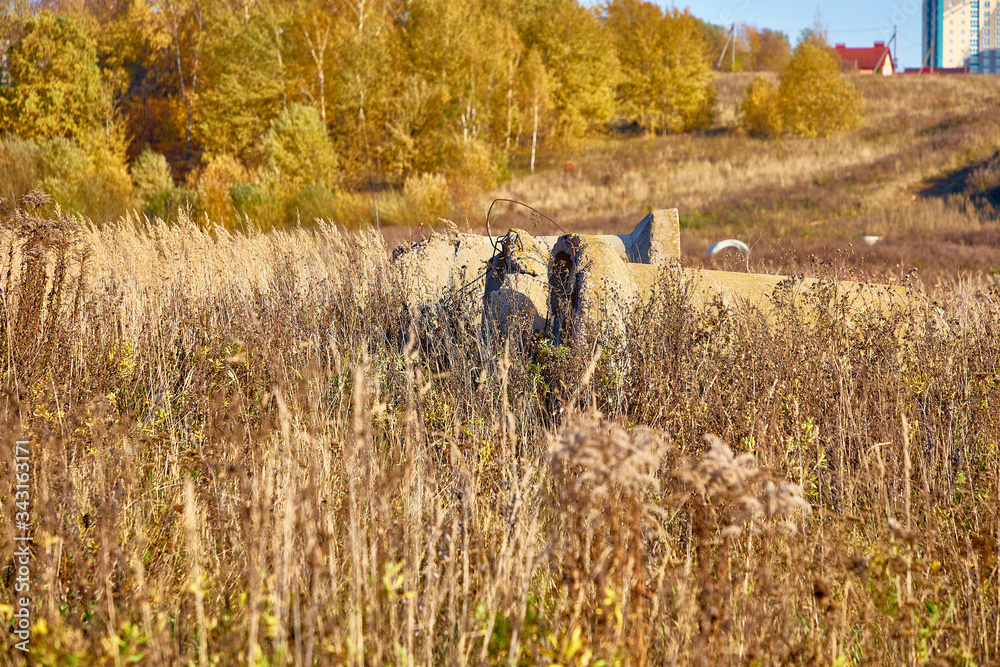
[547,231,918,345]
[394,207,925,347]
[393,209,681,321]
[394,232,497,317]
[484,228,551,333]
[621,208,681,264]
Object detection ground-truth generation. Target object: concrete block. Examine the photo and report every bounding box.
[484,228,551,333]
[548,235,920,346]
[393,209,681,326]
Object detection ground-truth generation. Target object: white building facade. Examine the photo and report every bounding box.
[925,0,1000,72]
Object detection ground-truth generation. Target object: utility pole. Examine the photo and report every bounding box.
[878,28,897,74]
[715,23,737,71]
[894,25,898,72]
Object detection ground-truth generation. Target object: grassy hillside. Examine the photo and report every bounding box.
[449,73,1000,283]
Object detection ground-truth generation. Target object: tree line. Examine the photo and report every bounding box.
[0,0,793,226]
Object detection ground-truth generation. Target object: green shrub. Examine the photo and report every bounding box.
[229,182,284,230]
[131,148,175,219]
[739,76,783,138]
[79,146,135,221]
[38,137,87,188]
[287,183,338,225]
[258,104,339,193]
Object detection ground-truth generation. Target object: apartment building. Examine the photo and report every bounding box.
[924,0,1000,72]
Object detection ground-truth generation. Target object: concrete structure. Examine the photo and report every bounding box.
[393,232,497,314]
[394,209,681,322]
[834,42,895,75]
[547,232,916,346]
[484,228,553,333]
[923,0,1000,73]
[394,207,925,348]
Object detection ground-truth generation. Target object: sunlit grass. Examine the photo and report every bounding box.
[1,189,998,663]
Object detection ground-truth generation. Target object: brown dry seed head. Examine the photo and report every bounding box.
[689,434,758,499]
[548,411,664,511]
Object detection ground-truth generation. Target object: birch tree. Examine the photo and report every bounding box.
[605,0,716,134]
[515,0,617,144]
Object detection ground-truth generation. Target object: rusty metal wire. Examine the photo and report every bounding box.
[485,198,567,238]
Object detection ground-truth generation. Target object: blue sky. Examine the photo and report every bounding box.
[667,1,925,69]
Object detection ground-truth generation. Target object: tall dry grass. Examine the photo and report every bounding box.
[1,190,999,664]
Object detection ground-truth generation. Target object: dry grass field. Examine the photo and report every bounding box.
[1,174,999,665]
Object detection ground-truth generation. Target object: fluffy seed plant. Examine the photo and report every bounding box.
[541,404,816,667]
[672,434,811,665]
[0,188,88,385]
[544,407,667,667]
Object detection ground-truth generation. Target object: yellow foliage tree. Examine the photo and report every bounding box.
[604,0,716,133]
[742,25,791,72]
[191,154,249,228]
[0,11,122,151]
[399,0,522,175]
[258,103,339,192]
[516,0,618,144]
[739,37,861,139]
[195,4,291,161]
[131,147,176,218]
[776,37,861,138]
[738,76,782,138]
[520,47,552,173]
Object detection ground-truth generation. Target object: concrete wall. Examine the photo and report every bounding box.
[393,208,925,347]
[547,233,920,346]
[394,209,681,328]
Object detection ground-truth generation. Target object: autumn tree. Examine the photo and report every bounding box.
[776,36,861,137]
[738,76,781,138]
[742,25,791,72]
[739,35,861,139]
[520,47,551,173]
[321,0,401,187]
[390,0,521,178]
[0,11,120,149]
[515,0,617,144]
[131,147,176,217]
[195,1,291,161]
[298,7,332,126]
[258,103,339,192]
[605,0,715,133]
[0,0,29,87]
[0,0,763,225]
[153,0,206,163]
[0,9,134,219]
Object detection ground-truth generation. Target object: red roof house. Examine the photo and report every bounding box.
[834,42,895,75]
